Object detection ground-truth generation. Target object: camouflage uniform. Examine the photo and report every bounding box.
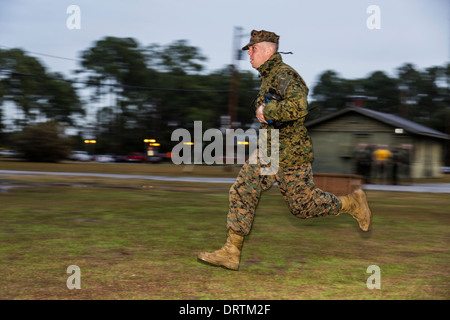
[198,30,371,271]
[227,52,342,236]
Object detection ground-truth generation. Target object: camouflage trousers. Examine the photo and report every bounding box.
[227,161,342,236]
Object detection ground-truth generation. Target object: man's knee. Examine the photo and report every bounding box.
[282,188,315,219]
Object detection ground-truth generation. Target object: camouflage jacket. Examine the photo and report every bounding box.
[256,52,313,167]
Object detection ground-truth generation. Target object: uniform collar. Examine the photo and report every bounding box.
[257,52,282,78]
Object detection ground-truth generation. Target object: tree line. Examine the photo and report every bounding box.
[308,65,450,135]
[0,36,449,161]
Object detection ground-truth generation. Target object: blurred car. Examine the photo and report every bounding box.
[148,155,162,163]
[441,167,450,174]
[95,154,115,163]
[126,152,148,162]
[0,149,20,158]
[68,151,91,161]
[113,155,128,162]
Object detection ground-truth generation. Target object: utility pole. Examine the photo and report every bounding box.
[228,26,245,129]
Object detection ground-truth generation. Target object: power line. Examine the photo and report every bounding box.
[0,44,81,62]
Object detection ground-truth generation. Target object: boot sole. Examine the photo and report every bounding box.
[355,189,372,231]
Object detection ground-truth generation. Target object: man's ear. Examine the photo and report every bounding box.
[264,45,273,57]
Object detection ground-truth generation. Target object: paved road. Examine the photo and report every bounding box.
[0,169,235,184]
[363,183,450,193]
[1,169,450,193]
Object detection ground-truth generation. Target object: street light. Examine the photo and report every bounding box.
[144,139,161,158]
[84,139,96,156]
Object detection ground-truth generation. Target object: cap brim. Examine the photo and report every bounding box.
[241,41,255,50]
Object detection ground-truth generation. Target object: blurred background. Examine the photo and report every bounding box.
[0,0,449,180]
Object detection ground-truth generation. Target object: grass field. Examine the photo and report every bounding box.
[0,160,449,300]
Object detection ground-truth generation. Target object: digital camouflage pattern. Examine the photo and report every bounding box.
[227,161,342,236]
[242,30,280,50]
[256,52,314,167]
[226,51,342,236]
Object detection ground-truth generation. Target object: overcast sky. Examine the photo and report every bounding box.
[0,0,449,89]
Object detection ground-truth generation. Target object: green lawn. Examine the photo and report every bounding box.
[0,161,449,300]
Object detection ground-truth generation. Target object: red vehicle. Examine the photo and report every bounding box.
[125,152,148,162]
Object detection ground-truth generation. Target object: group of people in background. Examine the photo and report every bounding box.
[354,144,412,185]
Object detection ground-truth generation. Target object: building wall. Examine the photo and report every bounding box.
[307,113,444,178]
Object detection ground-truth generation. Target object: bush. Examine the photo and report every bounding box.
[14,121,74,162]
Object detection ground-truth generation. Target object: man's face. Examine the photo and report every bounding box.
[247,42,272,69]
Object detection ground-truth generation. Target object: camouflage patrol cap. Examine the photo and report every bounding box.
[242,30,280,50]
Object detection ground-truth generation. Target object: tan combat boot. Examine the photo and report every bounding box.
[197,230,244,270]
[339,189,372,231]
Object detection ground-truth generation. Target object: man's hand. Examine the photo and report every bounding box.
[256,104,268,124]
